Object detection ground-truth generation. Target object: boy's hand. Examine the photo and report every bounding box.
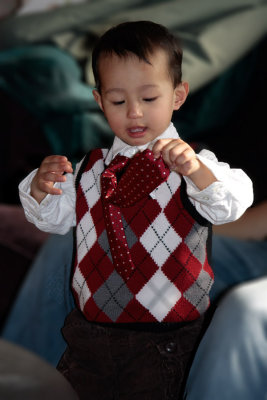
[152,138,216,190]
[152,138,200,176]
[31,155,73,204]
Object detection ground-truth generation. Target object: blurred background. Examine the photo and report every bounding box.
[0,0,266,327]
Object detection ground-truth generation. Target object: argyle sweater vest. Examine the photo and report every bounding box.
[72,148,214,323]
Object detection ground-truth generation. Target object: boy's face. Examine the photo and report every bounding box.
[93,49,188,146]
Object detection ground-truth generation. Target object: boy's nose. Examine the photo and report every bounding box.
[127,102,143,119]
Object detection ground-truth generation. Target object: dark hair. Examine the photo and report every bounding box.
[92,20,183,91]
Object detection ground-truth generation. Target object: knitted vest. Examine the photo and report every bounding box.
[72,148,214,323]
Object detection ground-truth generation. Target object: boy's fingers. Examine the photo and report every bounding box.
[152,139,169,158]
[41,155,73,173]
[38,180,63,195]
[41,172,67,183]
[40,161,73,175]
[35,173,66,194]
[45,185,63,195]
[43,155,68,163]
[157,141,185,166]
[173,147,195,166]
[152,139,185,160]
[152,139,197,174]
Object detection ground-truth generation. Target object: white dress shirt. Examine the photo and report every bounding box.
[19,123,253,235]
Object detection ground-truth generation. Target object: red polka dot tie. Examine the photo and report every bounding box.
[101,149,170,281]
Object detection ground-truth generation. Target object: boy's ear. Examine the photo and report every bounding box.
[173,82,189,110]
[93,89,104,111]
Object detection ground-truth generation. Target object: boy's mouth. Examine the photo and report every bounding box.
[127,127,147,137]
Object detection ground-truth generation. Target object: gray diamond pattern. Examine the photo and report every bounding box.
[184,222,208,266]
[98,230,112,261]
[183,269,213,313]
[93,271,134,321]
[98,214,137,258]
[121,215,138,248]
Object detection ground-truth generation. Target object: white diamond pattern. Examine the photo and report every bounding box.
[140,213,182,267]
[136,270,181,321]
[77,211,97,263]
[80,159,102,209]
[154,173,181,209]
[72,267,91,311]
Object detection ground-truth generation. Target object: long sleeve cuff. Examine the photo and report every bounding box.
[19,169,76,234]
[183,149,253,224]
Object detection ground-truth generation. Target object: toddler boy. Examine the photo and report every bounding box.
[19,21,253,400]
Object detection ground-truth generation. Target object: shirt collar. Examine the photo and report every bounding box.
[105,122,179,165]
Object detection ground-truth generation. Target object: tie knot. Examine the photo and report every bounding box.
[101,154,130,201]
[103,154,129,176]
[101,149,170,206]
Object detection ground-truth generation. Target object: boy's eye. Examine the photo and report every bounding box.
[144,97,157,102]
[113,100,125,105]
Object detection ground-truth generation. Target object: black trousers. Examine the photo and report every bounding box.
[57,309,207,400]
